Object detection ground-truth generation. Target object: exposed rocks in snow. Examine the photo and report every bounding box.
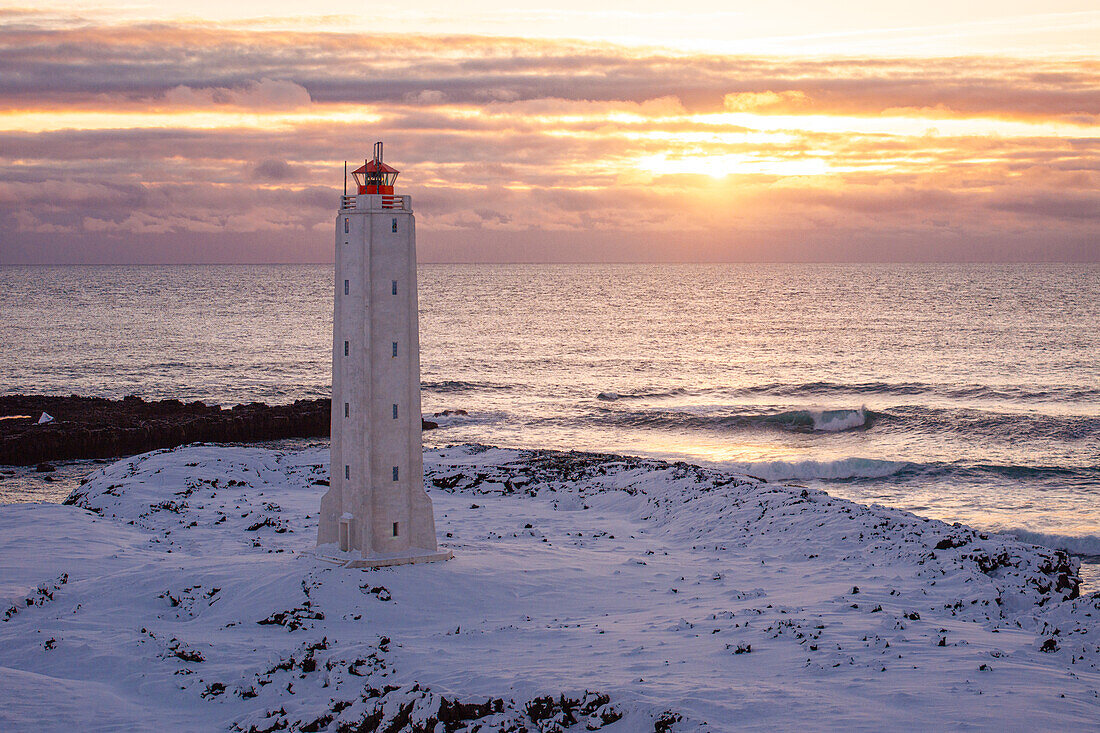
[0,443,1097,730]
[3,573,68,621]
[257,579,326,631]
[426,444,1080,620]
[236,685,626,733]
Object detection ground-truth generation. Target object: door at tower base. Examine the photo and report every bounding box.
[315,146,451,569]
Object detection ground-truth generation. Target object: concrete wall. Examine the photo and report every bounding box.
[318,195,438,557]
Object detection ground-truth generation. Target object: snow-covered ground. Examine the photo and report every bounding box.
[1,443,1098,731]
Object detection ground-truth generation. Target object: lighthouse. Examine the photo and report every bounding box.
[317,142,451,568]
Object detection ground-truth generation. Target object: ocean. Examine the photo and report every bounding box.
[1,263,1098,562]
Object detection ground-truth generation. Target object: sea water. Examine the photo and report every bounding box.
[1,264,1097,561]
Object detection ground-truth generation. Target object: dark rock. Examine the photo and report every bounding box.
[431,475,462,490]
[654,711,682,732]
[202,682,226,698]
[0,394,333,465]
[438,697,502,726]
[171,644,205,663]
[257,605,324,631]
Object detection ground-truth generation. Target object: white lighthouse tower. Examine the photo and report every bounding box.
[317,142,450,568]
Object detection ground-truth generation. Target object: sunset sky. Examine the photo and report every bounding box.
[1,1,1097,263]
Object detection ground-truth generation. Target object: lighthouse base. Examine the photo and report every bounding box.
[314,545,453,569]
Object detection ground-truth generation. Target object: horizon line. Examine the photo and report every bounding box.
[3,260,1098,267]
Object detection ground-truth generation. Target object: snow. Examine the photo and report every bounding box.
[1,443,1098,731]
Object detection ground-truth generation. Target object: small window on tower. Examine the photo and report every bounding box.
[345,465,350,480]
[392,341,398,358]
[344,340,349,356]
[392,522,399,537]
[392,403,398,419]
[344,402,349,418]
[344,279,349,295]
[392,218,398,232]
[344,218,349,233]
[391,280,397,295]
[392,466,399,481]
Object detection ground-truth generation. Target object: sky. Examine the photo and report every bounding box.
[0,1,1097,263]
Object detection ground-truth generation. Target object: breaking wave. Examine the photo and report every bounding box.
[422,380,512,393]
[718,457,909,482]
[595,381,1100,403]
[998,529,1100,559]
[587,402,1098,443]
[771,407,870,432]
[709,457,1098,485]
[879,406,1100,443]
[594,407,874,433]
[597,388,686,401]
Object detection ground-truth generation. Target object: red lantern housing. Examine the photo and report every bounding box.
[351,141,399,195]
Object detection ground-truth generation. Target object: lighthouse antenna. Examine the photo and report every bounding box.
[343,160,347,196]
[374,141,383,164]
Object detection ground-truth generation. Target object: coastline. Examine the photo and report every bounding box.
[0,395,444,466]
[0,395,329,466]
[1,442,1097,730]
[4,436,1098,591]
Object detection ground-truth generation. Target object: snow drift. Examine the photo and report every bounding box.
[0,443,1096,731]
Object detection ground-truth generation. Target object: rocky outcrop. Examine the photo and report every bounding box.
[1,395,451,465]
[0,395,338,465]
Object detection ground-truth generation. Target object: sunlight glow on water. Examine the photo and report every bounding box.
[1,264,1098,556]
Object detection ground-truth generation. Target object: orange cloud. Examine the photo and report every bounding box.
[0,20,1097,263]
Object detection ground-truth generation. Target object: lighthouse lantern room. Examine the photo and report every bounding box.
[317,141,451,569]
[351,141,400,194]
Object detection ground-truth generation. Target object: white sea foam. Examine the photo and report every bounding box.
[809,406,868,432]
[719,456,907,482]
[1000,528,1100,558]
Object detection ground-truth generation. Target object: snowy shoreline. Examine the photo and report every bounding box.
[1,443,1098,731]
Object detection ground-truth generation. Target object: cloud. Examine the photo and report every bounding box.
[0,19,1097,262]
[988,191,1100,220]
[0,25,1097,119]
[723,91,810,113]
[163,78,311,110]
[405,89,447,104]
[254,159,298,181]
[12,210,71,233]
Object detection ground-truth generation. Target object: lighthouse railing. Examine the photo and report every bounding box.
[340,194,411,212]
